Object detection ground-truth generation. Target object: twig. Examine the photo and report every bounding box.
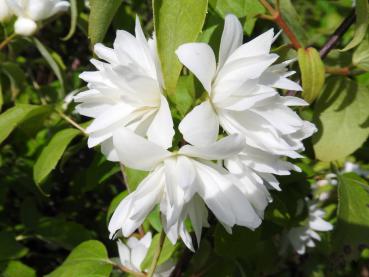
[57,110,88,135]
[147,230,166,277]
[319,9,356,59]
[259,0,302,49]
[287,8,356,96]
[325,66,350,76]
[0,33,16,50]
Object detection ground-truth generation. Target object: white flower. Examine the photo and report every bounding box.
[175,14,315,218]
[75,16,173,161]
[6,0,70,36]
[288,203,333,255]
[0,0,13,22]
[176,14,316,159]
[117,232,174,277]
[108,126,261,250]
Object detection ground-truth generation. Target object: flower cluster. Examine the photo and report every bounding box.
[287,201,333,255]
[75,14,316,250]
[0,0,69,36]
[116,232,174,276]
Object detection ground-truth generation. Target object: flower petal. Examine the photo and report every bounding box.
[176,43,216,92]
[218,14,243,69]
[179,100,219,146]
[147,95,174,149]
[179,134,245,160]
[113,127,171,171]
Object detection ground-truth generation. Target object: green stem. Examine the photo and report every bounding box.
[0,33,16,50]
[147,231,166,277]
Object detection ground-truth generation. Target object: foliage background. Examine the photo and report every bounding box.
[1,0,369,276]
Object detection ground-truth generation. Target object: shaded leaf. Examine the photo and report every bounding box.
[341,0,368,51]
[353,36,369,71]
[33,38,66,97]
[33,217,95,250]
[33,128,81,186]
[0,232,28,261]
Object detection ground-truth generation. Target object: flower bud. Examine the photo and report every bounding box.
[14,17,37,36]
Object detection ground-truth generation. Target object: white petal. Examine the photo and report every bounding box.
[94,43,118,64]
[113,127,171,171]
[147,95,174,149]
[179,134,245,160]
[179,100,219,146]
[309,217,333,232]
[226,29,275,64]
[218,14,243,69]
[117,241,133,270]
[101,139,119,162]
[176,43,216,92]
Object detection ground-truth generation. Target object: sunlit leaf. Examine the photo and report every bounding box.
[140,233,177,270]
[334,173,369,256]
[33,128,81,186]
[2,261,36,277]
[153,0,208,94]
[0,104,47,144]
[88,0,122,46]
[313,77,369,161]
[45,240,112,277]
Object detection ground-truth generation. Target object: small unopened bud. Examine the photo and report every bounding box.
[14,17,38,36]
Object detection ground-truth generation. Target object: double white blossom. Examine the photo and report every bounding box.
[75,17,173,161]
[76,13,317,251]
[176,14,315,218]
[117,232,174,276]
[287,203,333,255]
[6,0,70,36]
[108,126,261,250]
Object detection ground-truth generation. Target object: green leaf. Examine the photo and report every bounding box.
[170,75,196,117]
[45,240,112,277]
[313,77,369,162]
[153,0,208,94]
[0,232,28,261]
[88,0,122,46]
[62,0,78,41]
[341,0,369,51]
[140,233,177,271]
[0,104,46,145]
[2,261,36,277]
[0,79,3,112]
[33,217,95,250]
[275,0,308,46]
[33,128,81,186]
[334,173,369,254]
[124,167,148,192]
[298,47,325,103]
[84,153,120,192]
[353,36,369,71]
[0,62,27,99]
[33,38,66,97]
[209,0,265,35]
